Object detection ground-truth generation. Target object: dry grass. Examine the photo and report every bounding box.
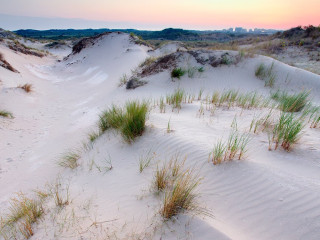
[153,156,185,192]
[0,193,43,239]
[161,170,201,219]
[58,150,81,169]
[139,149,156,173]
[17,84,33,93]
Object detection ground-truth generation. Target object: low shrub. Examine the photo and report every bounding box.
[171,68,186,79]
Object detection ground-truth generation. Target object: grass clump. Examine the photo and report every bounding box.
[0,193,43,239]
[98,101,149,143]
[0,110,13,118]
[171,68,186,79]
[210,130,250,165]
[139,149,156,173]
[272,112,304,151]
[17,83,33,93]
[58,150,81,169]
[154,156,185,192]
[121,101,149,142]
[166,89,184,111]
[255,63,276,87]
[271,90,310,112]
[161,170,201,219]
[255,63,266,79]
[118,74,128,87]
[99,105,124,133]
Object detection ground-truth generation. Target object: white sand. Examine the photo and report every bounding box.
[1,32,320,240]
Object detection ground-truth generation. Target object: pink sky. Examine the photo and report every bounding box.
[1,0,319,30]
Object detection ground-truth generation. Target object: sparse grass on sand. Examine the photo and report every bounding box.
[171,68,186,79]
[272,112,304,151]
[58,150,81,169]
[99,100,149,143]
[139,149,155,173]
[166,89,184,111]
[0,193,44,239]
[118,74,128,87]
[210,130,250,165]
[17,83,33,93]
[139,56,157,68]
[271,90,310,112]
[255,63,276,87]
[0,110,13,118]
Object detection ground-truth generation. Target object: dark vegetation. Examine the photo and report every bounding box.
[14,28,270,42]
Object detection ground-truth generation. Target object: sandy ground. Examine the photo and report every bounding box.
[1,33,320,240]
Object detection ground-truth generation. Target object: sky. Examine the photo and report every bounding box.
[0,0,319,30]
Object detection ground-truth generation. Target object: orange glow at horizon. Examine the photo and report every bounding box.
[1,0,319,29]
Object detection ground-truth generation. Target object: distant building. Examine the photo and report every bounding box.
[235,27,247,33]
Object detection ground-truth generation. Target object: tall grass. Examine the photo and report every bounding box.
[161,170,201,219]
[98,105,124,132]
[98,101,149,143]
[272,112,304,151]
[255,63,276,87]
[271,90,310,112]
[210,130,250,164]
[121,101,149,142]
[166,89,184,111]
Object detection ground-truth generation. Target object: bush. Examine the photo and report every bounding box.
[171,68,186,79]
